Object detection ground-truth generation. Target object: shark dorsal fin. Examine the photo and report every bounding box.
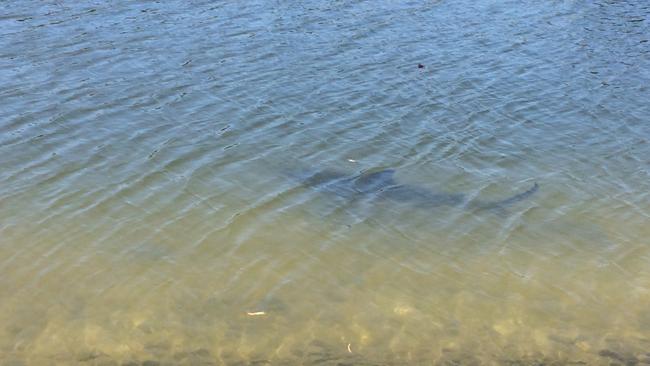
[354,169,396,192]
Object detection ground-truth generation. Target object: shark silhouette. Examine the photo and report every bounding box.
[298,168,538,212]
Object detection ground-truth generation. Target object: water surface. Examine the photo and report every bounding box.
[1,0,650,364]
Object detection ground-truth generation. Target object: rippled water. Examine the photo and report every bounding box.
[2,0,650,364]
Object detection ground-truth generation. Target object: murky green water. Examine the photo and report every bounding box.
[2,0,650,364]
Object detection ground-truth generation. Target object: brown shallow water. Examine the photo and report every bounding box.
[1,0,650,365]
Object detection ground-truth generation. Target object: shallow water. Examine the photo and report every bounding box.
[1,0,650,364]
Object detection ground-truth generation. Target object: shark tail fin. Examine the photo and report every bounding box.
[475,182,539,211]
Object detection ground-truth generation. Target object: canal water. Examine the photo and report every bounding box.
[1,0,649,364]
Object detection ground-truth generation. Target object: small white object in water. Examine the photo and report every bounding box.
[246,311,266,316]
[393,304,414,316]
[347,343,352,353]
[347,159,357,163]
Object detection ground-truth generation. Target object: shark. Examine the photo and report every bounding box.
[297,168,538,213]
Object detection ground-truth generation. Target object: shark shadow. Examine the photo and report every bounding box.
[296,168,538,213]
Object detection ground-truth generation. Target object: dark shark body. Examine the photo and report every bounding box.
[298,168,538,212]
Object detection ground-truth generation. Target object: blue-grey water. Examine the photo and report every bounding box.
[1,0,650,365]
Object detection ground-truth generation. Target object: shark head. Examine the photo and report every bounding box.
[353,169,396,193]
